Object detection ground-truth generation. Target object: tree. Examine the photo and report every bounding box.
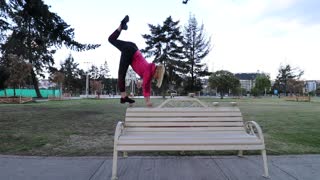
[99,61,112,94]
[208,70,240,99]
[99,60,110,79]
[0,0,10,42]
[275,64,304,96]
[0,0,100,98]
[4,54,32,96]
[0,61,9,93]
[60,54,80,94]
[183,14,211,92]
[88,64,100,79]
[51,71,64,99]
[254,74,271,96]
[142,16,185,96]
[287,79,304,96]
[90,80,102,98]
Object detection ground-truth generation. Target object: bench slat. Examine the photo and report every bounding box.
[126,112,242,117]
[125,127,246,132]
[118,138,262,145]
[127,107,241,112]
[120,133,254,140]
[125,121,244,127]
[124,131,247,136]
[126,117,243,122]
[117,144,265,151]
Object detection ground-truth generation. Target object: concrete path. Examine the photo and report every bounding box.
[0,155,319,180]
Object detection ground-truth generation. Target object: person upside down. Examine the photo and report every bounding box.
[108,15,165,107]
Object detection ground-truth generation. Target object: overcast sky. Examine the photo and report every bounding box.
[44,0,320,80]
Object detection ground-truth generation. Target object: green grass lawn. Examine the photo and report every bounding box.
[0,97,319,156]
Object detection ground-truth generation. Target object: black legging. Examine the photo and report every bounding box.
[108,29,138,93]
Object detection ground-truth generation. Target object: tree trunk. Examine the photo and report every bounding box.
[191,63,194,92]
[31,69,42,98]
[59,83,63,100]
[220,91,224,99]
[13,86,16,97]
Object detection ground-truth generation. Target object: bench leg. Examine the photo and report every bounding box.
[238,150,243,157]
[261,149,269,178]
[123,151,128,158]
[111,149,118,180]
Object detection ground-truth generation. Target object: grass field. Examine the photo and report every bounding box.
[0,97,319,156]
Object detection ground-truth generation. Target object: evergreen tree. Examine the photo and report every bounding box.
[99,60,111,94]
[88,64,100,79]
[142,16,185,95]
[275,64,304,96]
[60,54,80,94]
[183,14,211,92]
[0,0,10,42]
[0,0,100,98]
[99,60,110,79]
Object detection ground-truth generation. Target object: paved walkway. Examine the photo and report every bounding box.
[0,155,319,180]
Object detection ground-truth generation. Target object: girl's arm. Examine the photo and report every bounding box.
[144,96,152,107]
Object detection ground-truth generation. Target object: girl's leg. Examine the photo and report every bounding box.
[108,16,137,104]
[118,52,135,104]
[118,53,130,94]
[108,15,129,51]
[108,29,128,51]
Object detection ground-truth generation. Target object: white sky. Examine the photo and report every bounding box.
[44,0,320,80]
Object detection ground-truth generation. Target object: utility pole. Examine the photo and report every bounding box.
[83,61,92,98]
[86,73,89,98]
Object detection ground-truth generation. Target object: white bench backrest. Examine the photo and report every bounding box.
[125,107,245,132]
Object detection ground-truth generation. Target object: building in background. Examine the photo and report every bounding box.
[234,73,260,93]
[305,80,317,93]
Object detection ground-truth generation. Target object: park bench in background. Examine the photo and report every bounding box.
[285,96,310,102]
[0,97,32,104]
[111,98,269,180]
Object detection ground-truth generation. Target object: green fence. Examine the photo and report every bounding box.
[0,89,61,98]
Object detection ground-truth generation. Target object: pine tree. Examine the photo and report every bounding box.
[183,14,211,92]
[60,54,80,94]
[0,0,100,98]
[142,16,184,95]
[275,64,304,96]
[0,0,10,42]
[99,60,111,79]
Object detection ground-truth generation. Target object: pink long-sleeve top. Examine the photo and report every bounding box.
[131,50,156,97]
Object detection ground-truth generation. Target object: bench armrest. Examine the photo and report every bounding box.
[114,121,124,142]
[244,121,265,144]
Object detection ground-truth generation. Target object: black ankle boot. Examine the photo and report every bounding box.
[120,96,135,104]
[121,15,129,30]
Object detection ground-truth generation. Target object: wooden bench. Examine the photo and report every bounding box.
[285,96,311,102]
[111,99,269,179]
[0,97,32,104]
